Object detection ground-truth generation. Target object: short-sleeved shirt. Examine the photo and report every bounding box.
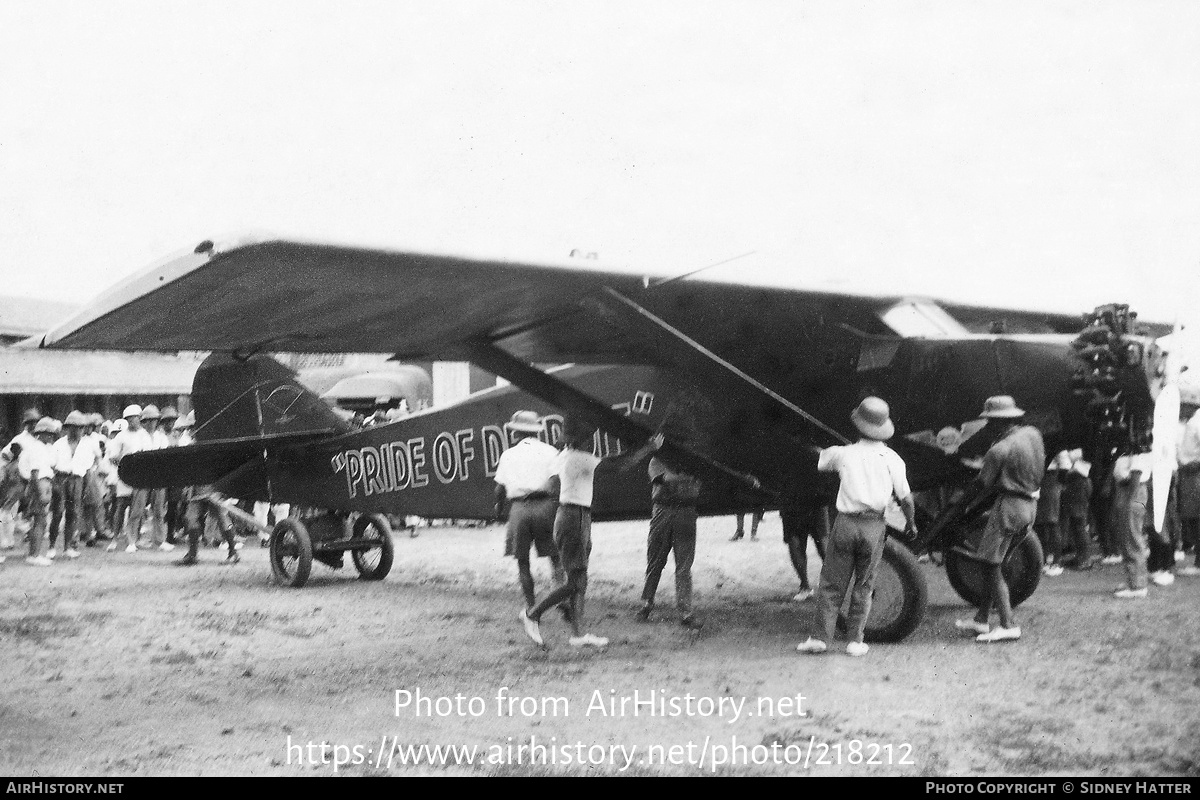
[817,439,911,514]
[979,425,1045,497]
[53,435,101,477]
[494,438,558,498]
[552,447,602,508]
[17,439,57,481]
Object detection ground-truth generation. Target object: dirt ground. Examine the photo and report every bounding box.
[1,513,1198,777]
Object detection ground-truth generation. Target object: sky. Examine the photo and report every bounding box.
[2,1,1198,358]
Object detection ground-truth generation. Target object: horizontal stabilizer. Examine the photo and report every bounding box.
[118,432,329,489]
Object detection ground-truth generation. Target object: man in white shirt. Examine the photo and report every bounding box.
[797,397,916,657]
[494,411,565,613]
[107,405,154,553]
[0,408,40,550]
[520,417,658,649]
[51,411,102,559]
[20,418,60,566]
[139,405,173,551]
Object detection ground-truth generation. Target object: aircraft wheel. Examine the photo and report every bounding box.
[837,538,929,643]
[270,518,313,588]
[945,529,1043,608]
[351,513,395,581]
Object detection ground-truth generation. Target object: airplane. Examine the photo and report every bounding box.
[36,236,1174,642]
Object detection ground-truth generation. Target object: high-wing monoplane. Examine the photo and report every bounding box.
[38,237,1171,641]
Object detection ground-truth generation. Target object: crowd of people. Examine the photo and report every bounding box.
[498,395,1200,656]
[1033,403,1200,597]
[0,403,235,567]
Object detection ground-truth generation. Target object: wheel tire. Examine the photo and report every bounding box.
[351,513,394,581]
[836,538,929,643]
[945,529,1043,608]
[270,518,313,587]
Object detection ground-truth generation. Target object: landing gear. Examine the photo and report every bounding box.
[351,514,395,581]
[269,518,313,587]
[268,511,396,587]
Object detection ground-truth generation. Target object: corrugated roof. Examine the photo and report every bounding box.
[0,295,78,337]
[0,349,198,394]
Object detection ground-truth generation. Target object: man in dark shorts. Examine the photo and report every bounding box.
[955,395,1044,643]
[493,411,564,611]
[521,418,658,648]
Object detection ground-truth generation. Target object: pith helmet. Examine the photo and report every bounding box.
[504,410,543,434]
[160,406,179,420]
[175,411,195,428]
[64,410,88,427]
[22,408,41,424]
[34,417,57,435]
[140,404,161,420]
[851,397,894,441]
[88,413,105,427]
[122,404,142,419]
[979,395,1025,419]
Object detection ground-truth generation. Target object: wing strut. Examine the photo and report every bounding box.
[596,288,850,445]
[461,340,771,497]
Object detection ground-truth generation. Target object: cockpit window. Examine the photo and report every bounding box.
[879,300,970,338]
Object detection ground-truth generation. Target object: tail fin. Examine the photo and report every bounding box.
[192,353,349,442]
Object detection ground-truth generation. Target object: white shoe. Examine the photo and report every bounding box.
[1150,571,1175,586]
[795,638,828,654]
[1042,564,1064,577]
[105,543,117,552]
[46,548,56,559]
[1114,587,1148,598]
[158,542,175,552]
[792,589,814,602]
[25,556,52,567]
[955,618,990,635]
[976,626,1021,643]
[568,633,609,648]
[519,609,543,646]
[1177,565,1200,576]
[125,544,138,554]
[1175,550,1186,563]
[846,641,869,657]
[64,549,80,559]
[234,541,243,550]
[1101,555,1122,565]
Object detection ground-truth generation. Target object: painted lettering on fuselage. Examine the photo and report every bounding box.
[329,398,642,500]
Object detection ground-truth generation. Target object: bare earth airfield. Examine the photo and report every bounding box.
[1,514,1197,776]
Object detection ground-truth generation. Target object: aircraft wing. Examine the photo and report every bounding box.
[40,237,912,363]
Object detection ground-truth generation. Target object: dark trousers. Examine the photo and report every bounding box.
[813,511,886,644]
[184,495,236,558]
[1184,518,1200,566]
[52,475,84,550]
[1065,515,1094,564]
[641,504,697,614]
[1034,521,1062,563]
[782,504,829,587]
